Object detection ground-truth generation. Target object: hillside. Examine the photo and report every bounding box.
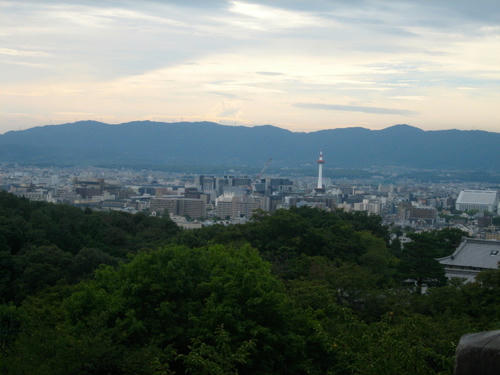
[2,192,500,374]
[0,121,499,170]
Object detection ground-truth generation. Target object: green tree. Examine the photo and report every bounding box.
[19,245,73,298]
[5,244,325,375]
[0,304,22,355]
[398,233,447,293]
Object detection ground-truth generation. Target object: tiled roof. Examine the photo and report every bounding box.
[438,238,500,270]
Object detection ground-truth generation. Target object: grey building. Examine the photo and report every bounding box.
[215,194,268,219]
[437,238,500,282]
[151,197,206,219]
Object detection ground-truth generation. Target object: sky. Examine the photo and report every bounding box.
[1,0,500,133]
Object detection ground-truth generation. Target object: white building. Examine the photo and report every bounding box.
[215,194,268,219]
[455,190,498,213]
[353,199,381,215]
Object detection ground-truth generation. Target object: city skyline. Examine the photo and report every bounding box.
[1,0,500,133]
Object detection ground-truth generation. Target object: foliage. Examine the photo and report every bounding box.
[1,193,499,374]
[398,233,447,293]
[0,191,179,303]
[2,244,330,375]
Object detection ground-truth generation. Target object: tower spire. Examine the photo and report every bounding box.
[315,151,325,193]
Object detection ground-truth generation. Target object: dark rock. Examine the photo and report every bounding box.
[455,330,500,375]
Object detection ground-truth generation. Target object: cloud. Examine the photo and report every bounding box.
[46,4,187,28]
[390,96,425,101]
[295,103,416,115]
[225,0,333,31]
[0,60,48,68]
[0,0,499,132]
[0,48,49,57]
[246,0,500,27]
[256,71,284,76]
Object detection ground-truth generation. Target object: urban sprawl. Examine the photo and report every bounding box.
[2,155,498,240]
[4,152,500,282]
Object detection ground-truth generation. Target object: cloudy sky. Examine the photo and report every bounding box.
[1,0,500,133]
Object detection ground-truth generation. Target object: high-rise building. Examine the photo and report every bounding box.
[150,198,177,214]
[177,198,206,219]
[215,194,269,219]
[197,175,216,193]
[150,197,206,219]
[215,195,233,219]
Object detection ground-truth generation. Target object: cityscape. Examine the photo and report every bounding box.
[3,152,499,239]
[2,0,500,373]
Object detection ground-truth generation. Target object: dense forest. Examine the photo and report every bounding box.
[1,191,499,374]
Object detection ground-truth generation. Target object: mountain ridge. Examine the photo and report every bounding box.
[1,121,499,170]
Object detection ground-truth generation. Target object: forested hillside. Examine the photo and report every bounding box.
[1,121,500,170]
[1,192,499,374]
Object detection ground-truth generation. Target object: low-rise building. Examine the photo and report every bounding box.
[437,238,500,282]
[456,190,498,213]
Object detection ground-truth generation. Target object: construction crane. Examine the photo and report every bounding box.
[249,158,272,195]
[256,158,272,181]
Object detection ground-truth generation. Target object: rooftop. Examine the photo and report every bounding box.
[456,190,498,205]
[438,238,500,270]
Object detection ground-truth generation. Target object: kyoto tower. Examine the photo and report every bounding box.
[315,151,325,193]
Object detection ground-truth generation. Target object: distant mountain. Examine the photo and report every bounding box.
[0,121,499,170]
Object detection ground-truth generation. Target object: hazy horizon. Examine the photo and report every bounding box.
[1,0,500,133]
[3,119,500,136]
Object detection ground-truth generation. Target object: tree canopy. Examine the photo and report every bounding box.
[0,192,499,374]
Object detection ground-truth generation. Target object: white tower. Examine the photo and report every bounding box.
[316,151,325,192]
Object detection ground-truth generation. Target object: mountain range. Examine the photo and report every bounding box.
[0,121,499,171]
